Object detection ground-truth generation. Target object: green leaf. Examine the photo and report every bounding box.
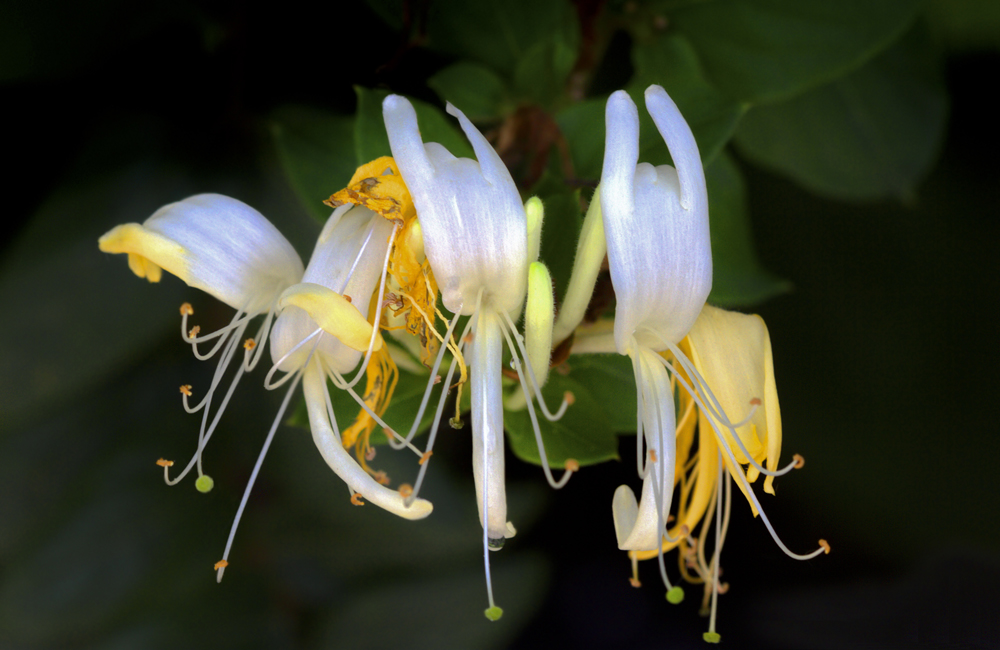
[423,0,578,76]
[270,106,356,222]
[429,62,510,120]
[512,32,579,108]
[669,0,922,103]
[354,86,473,165]
[505,354,635,467]
[628,33,746,168]
[555,98,606,183]
[705,152,791,307]
[733,23,948,201]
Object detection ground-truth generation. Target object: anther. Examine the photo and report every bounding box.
[244,338,256,350]
[433,375,442,385]
[365,446,377,461]
[565,459,580,472]
[819,539,831,554]
[214,560,228,570]
[398,483,413,498]
[648,449,657,463]
[749,397,761,406]
[463,332,474,344]
[419,451,433,465]
[373,471,391,485]
[179,385,193,396]
[717,582,730,595]
[793,453,805,469]
[564,391,576,406]
[383,428,396,440]
[180,303,194,316]
[188,325,201,339]
[629,577,642,588]
[344,295,352,303]
[156,458,174,467]
[350,493,365,506]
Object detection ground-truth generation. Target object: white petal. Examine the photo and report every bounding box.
[270,205,393,373]
[384,95,528,316]
[99,194,303,313]
[601,88,711,351]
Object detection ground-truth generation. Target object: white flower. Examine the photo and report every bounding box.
[99,188,432,583]
[383,94,574,620]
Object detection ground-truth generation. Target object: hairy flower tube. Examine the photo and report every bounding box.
[562,86,827,642]
[383,94,576,620]
[99,169,435,582]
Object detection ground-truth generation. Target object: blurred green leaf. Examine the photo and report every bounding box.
[669,0,922,103]
[512,31,579,108]
[927,0,1000,51]
[354,86,473,164]
[423,0,578,76]
[505,354,634,467]
[733,24,948,201]
[429,62,510,120]
[271,106,356,222]
[556,98,606,183]
[706,152,791,306]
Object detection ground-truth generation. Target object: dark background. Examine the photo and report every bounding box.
[2,1,997,648]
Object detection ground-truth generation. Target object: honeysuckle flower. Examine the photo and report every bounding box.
[383,94,574,620]
[559,85,827,642]
[99,167,437,582]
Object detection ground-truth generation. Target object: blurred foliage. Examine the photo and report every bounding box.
[3,0,996,647]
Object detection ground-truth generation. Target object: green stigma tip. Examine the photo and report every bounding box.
[666,586,685,604]
[484,606,504,621]
[195,475,215,493]
[703,632,721,644]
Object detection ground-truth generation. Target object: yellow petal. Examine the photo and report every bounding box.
[278,283,383,353]
[99,223,187,284]
[686,304,781,496]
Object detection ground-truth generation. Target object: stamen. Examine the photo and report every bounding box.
[179,385,193,397]
[794,454,805,469]
[343,295,352,303]
[629,577,642,588]
[565,459,579,472]
[499,309,571,422]
[564,391,575,406]
[398,483,413,498]
[365,446,377,461]
[244,338,256,350]
[649,449,658,463]
[819,539,831,554]
[156,458,174,467]
[188,325,201,339]
[419,451,433,465]
[350,493,365,506]
[496,316,574,489]
[405,354,462,505]
[214,559,228,570]
[180,303,194,316]
[373,471,390,485]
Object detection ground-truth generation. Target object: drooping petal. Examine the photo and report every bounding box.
[277,283,382,352]
[601,89,712,353]
[303,362,432,520]
[383,94,528,316]
[98,194,304,313]
[686,305,781,497]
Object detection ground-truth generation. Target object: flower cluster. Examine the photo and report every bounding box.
[98,85,825,641]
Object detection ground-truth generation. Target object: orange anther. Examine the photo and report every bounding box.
[179,385,193,396]
[180,303,194,316]
[243,338,256,350]
[365,446,376,461]
[214,560,228,570]
[373,471,390,485]
[628,577,642,588]
[398,483,413,498]
[565,459,580,472]
[433,375,442,385]
[749,397,761,406]
[188,325,201,339]
[717,582,730,595]
[344,295,352,303]
[819,539,831,554]
[419,451,433,465]
[156,458,174,467]
[350,492,365,506]
[793,454,805,469]
[564,391,576,406]
[463,332,474,344]
[648,449,657,463]
[383,428,396,440]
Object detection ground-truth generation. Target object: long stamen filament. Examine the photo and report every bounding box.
[405,353,461,506]
[499,309,570,422]
[264,328,323,390]
[326,366,426,458]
